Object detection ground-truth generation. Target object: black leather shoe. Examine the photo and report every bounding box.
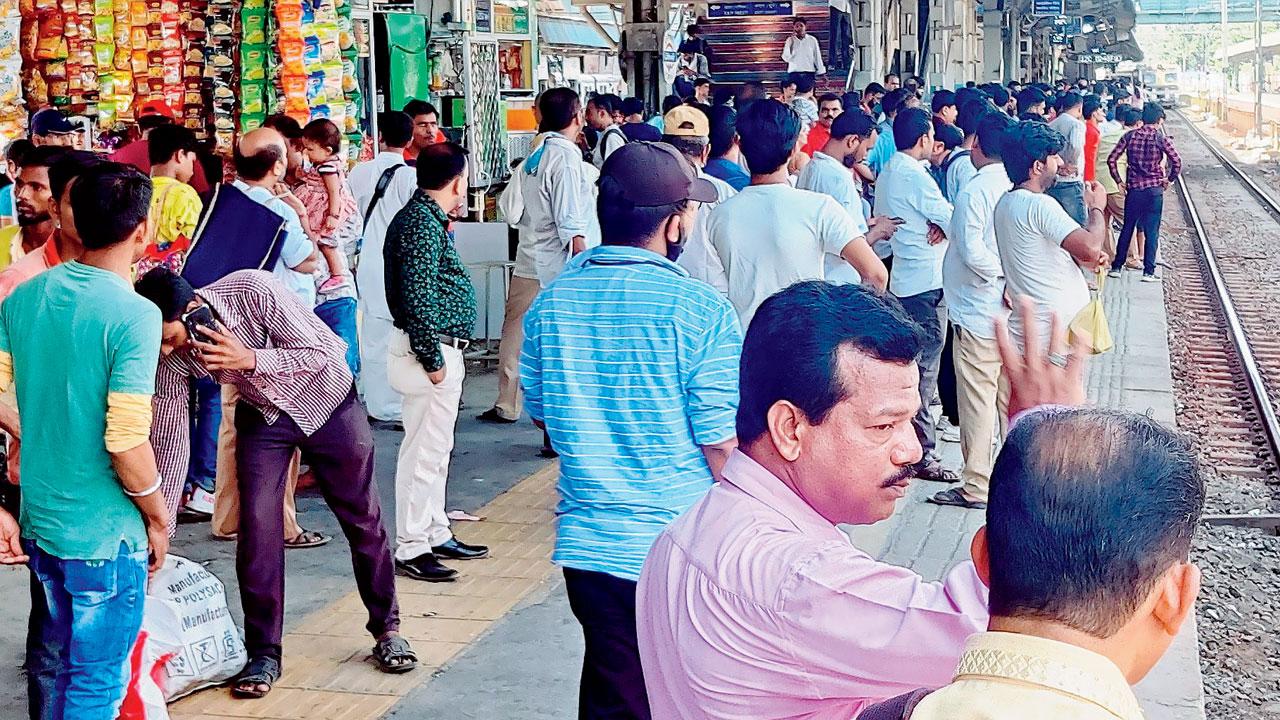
[477,408,518,424]
[395,554,458,582]
[915,459,960,483]
[432,537,489,560]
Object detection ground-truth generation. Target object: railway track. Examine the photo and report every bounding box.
[1169,111,1280,527]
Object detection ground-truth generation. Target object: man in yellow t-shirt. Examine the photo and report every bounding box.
[140,125,203,276]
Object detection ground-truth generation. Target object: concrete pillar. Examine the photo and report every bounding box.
[983,9,1004,82]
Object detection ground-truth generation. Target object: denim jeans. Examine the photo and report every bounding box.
[1112,186,1164,276]
[186,375,221,495]
[316,297,361,377]
[25,539,148,720]
[1046,180,1087,226]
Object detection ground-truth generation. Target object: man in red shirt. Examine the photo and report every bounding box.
[802,94,843,156]
[109,101,210,193]
[1082,95,1103,183]
[402,99,448,165]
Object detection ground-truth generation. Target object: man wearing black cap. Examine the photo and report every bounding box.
[29,109,77,148]
[520,142,743,719]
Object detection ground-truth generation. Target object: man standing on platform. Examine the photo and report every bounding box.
[351,111,419,425]
[1107,102,1180,282]
[782,18,824,90]
[521,143,741,719]
[1047,91,1088,225]
[801,93,843,156]
[384,142,490,582]
[402,100,444,165]
[521,88,591,287]
[2,147,63,269]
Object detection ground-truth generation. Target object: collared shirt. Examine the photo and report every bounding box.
[782,34,825,74]
[911,632,1145,720]
[520,245,741,581]
[1108,125,1182,192]
[384,192,476,373]
[0,262,160,560]
[0,239,59,300]
[867,118,896,175]
[152,270,354,527]
[350,151,419,320]
[796,150,871,284]
[874,151,953,298]
[1095,125,1128,195]
[704,156,750,191]
[230,180,315,307]
[1048,113,1086,183]
[708,182,860,327]
[677,169,736,293]
[636,451,989,719]
[801,121,831,156]
[943,162,1012,339]
[521,133,594,287]
[945,151,977,201]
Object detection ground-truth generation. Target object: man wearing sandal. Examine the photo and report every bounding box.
[138,267,416,698]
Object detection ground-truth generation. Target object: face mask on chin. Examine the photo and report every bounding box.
[666,225,688,262]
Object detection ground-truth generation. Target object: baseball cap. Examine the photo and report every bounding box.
[598,142,719,206]
[138,100,177,119]
[30,108,76,136]
[663,106,709,137]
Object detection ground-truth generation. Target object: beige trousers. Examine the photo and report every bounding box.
[953,327,1009,502]
[492,275,541,420]
[212,384,303,539]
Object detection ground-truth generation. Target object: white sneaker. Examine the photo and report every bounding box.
[185,486,215,514]
[939,420,961,443]
[1107,269,1122,279]
[1141,274,1160,283]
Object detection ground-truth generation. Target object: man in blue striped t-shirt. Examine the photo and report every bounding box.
[521,142,742,719]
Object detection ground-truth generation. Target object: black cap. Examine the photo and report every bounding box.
[598,142,719,206]
[30,108,76,136]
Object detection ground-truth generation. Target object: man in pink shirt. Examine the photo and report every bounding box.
[637,284,1089,718]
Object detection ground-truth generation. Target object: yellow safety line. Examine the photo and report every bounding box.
[171,462,560,720]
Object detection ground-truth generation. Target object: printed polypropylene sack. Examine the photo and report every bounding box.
[146,554,247,700]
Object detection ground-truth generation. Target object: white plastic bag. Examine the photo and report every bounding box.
[118,629,177,720]
[146,555,247,700]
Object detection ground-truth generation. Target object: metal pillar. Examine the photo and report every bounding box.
[622,0,665,115]
[1255,0,1264,133]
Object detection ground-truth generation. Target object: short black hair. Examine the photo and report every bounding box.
[817,93,842,108]
[893,107,932,151]
[17,145,66,171]
[738,282,923,442]
[792,16,806,25]
[379,111,414,148]
[933,120,963,151]
[1083,95,1102,119]
[976,110,1016,161]
[590,93,623,115]
[737,80,768,105]
[987,84,1011,107]
[708,105,738,158]
[864,82,886,97]
[1056,90,1083,114]
[841,91,861,110]
[6,139,33,165]
[693,78,712,89]
[736,99,801,175]
[954,87,986,112]
[597,187,689,247]
[1121,105,1141,127]
[930,89,956,114]
[792,73,815,95]
[1142,101,1166,125]
[957,99,990,137]
[830,109,876,140]
[302,118,343,155]
[780,78,797,91]
[48,150,103,201]
[138,114,173,132]
[415,142,469,190]
[621,96,646,117]
[1002,120,1066,185]
[263,114,303,141]
[987,409,1204,637]
[402,99,439,120]
[1019,111,1048,123]
[147,124,199,166]
[880,88,910,118]
[885,73,899,82]
[687,23,701,35]
[71,162,152,251]
[1016,86,1047,112]
[539,87,582,133]
[135,266,196,322]
[662,94,684,114]
[233,140,284,182]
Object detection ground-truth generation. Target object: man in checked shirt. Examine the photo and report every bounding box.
[1106,101,1181,282]
[135,266,414,699]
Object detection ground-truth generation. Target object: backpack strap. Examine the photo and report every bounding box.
[857,688,934,720]
[363,164,406,231]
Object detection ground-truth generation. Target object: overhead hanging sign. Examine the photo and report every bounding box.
[1074,52,1123,64]
[1031,0,1064,15]
[708,1,794,18]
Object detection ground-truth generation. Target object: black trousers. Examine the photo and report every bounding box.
[563,568,651,720]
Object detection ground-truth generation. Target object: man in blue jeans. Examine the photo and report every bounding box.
[0,163,169,719]
[1107,102,1181,282]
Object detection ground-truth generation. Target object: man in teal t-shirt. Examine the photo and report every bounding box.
[0,163,168,720]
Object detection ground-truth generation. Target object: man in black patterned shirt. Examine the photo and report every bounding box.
[384,142,489,582]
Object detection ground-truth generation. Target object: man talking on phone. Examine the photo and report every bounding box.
[135,266,414,699]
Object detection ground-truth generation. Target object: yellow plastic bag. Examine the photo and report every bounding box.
[1069,270,1114,355]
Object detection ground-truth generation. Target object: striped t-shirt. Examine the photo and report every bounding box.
[521,244,743,581]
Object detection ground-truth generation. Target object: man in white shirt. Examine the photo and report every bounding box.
[587,94,627,169]
[521,88,592,288]
[664,105,736,293]
[873,107,954,481]
[994,120,1107,359]
[708,99,886,327]
[828,0,852,71]
[1047,91,1088,225]
[933,110,1016,511]
[781,18,825,83]
[350,112,419,423]
[797,109,899,283]
[944,99,986,201]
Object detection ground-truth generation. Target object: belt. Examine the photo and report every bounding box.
[438,334,471,350]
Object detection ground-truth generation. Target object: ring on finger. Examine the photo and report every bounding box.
[1047,352,1069,369]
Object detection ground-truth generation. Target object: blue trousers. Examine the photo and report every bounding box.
[187,375,221,495]
[25,539,148,720]
[316,298,361,377]
[1112,186,1164,277]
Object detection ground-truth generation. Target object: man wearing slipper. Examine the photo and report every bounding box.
[138,266,415,698]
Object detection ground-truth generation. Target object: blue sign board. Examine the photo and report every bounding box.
[1031,0,1063,15]
[708,1,794,18]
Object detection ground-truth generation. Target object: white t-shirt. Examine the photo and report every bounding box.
[994,188,1089,345]
[708,183,859,327]
[796,151,870,284]
[677,169,737,293]
[1048,113,1086,183]
[873,151,953,298]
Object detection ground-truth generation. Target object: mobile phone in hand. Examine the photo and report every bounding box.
[181,305,218,344]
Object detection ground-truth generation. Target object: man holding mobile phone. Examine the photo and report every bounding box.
[136,266,413,699]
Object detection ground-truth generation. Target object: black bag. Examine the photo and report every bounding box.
[857,689,933,720]
[181,183,287,288]
[363,164,409,231]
